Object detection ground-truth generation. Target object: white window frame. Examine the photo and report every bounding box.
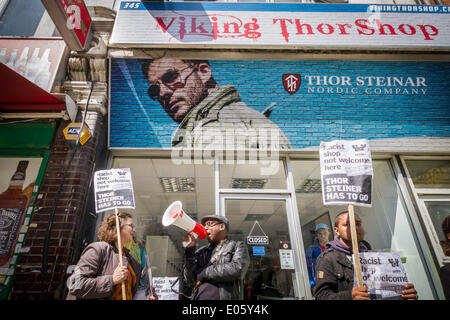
[0,0,10,18]
[215,157,313,300]
[400,156,450,266]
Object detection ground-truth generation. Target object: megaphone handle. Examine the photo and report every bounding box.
[182,232,198,248]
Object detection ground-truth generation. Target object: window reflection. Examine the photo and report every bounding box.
[405,160,450,189]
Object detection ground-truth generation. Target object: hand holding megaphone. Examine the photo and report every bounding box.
[162,201,208,248]
[183,232,197,248]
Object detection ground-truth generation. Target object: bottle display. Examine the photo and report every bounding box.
[14,46,29,76]
[0,161,30,266]
[5,48,17,69]
[24,47,41,82]
[35,48,51,90]
[0,48,7,64]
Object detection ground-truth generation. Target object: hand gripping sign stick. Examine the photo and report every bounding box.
[348,204,364,288]
[114,208,127,300]
[319,139,373,290]
[94,168,136,300]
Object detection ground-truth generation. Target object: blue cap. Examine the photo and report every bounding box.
[315,223,329,232]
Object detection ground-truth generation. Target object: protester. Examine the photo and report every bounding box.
[305,223,330,288]
[438,215,450,299]
[180,215,249,300]
[66,212,143,300]
[313,210,418,300]
[124,237,158,300]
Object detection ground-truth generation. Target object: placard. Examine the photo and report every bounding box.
[320,139,373,207]
[94,168,135,213]
[356,252,408,300]
[152,277,179,300]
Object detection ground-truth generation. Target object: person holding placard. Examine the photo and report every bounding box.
[313,210,418,300]
[66,212,143,300]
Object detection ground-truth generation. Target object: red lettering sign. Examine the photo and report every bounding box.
[59,0,91,47]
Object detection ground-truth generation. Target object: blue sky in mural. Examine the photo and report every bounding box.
[110,58,450,149]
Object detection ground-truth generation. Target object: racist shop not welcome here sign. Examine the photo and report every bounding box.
[319,139,373,207]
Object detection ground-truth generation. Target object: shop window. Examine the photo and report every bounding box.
[0,0,45,36]
[405,160,450,189]
[219,160,287,190]
[111,158,214,298]
[0,157,45,298]
[403,158,450,265]
[291,159,435,299]
[224,198,299,300]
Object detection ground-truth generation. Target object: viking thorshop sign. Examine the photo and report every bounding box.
[110,2,450,49]
[320,139,373,206]
[356,252,408,300]
[94,168,136,213]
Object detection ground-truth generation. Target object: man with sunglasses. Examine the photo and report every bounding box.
[142,58,291,149]
[180,215,249,300]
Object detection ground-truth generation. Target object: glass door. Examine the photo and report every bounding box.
[220,194,310,300]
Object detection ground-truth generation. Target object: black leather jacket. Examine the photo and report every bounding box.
[313,239,372,300]
[313,247,354,300]
[181,239,250,300]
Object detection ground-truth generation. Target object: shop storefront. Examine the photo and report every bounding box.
[0,37,68,299]
[106,1,450,300]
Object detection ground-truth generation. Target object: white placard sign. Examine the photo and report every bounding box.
[111,2,450,50]
[94,168,136,213]
[319,139,373,207]
[355,252,408,300]
[152,277,179,300]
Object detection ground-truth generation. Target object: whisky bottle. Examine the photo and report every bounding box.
[0,161,29,266]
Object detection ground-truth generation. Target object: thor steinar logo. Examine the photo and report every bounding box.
[283,74,301,94]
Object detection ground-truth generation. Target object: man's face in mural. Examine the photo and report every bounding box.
[147,59,212,123]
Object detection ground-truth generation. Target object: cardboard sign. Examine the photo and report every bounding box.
[320,139,373,207]
[152,277,179,300]
[355,252,408,300]
[93,168,135,213]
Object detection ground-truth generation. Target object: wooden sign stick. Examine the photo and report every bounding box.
[115,209,127,300]
[348,204,364,288]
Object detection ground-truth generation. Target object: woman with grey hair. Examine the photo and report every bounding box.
[66,212,142,300]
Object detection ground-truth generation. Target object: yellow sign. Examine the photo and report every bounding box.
[63,122,91,145]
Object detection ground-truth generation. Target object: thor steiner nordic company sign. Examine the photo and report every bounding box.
[110,2,450,49]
